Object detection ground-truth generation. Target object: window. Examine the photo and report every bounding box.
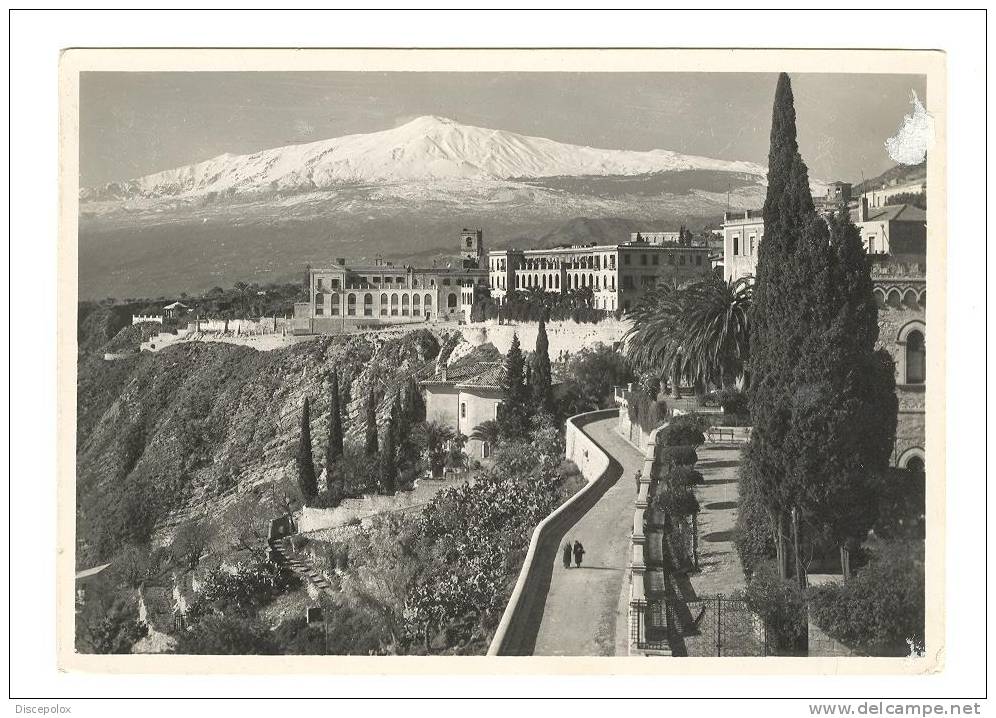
[624,254,631,265]
[652,255,659,265]
[380,293,388,316]
[402,294,410,316]
[330,294,340,316]
[748,235,756,255]
[443,278,451,286]
[448,293,458,309]
[330,279,340,289]
[609,255,616,270]
[363,293,373,316]
[867,235,877,254]
[482,442,490,459]
[396,277,403,284]
[391,294,399,316]
[640,254,648,266]
[315,293,324,316]
[316,278,324,290]
[906,330,925,384]
[622,276,634,290]
[373,276,381,283]
[460,402,466,418]
[347,294,357,316]
[424,294,432,307]
[733,235,740,256]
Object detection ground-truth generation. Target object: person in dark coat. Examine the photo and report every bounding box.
[573,540,585,568]
[562,542,572,569]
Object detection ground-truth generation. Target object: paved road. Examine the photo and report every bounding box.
[532,415,645,656]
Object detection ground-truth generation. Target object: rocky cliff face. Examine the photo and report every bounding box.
[76,326,444,564]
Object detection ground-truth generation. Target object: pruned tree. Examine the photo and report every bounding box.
[296,397,318,503]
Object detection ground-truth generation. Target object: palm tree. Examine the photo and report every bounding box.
[680,275,752,390]
[470,420,501,450]
[625,275,752,396]
[624,279,688,397]
[414,421,455,477]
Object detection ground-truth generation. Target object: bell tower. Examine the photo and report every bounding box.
[460,228,484,269]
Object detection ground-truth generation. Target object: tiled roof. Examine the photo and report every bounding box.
[422,361,507,390]
[853,203,926,224]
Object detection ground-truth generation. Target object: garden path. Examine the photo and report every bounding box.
[531,415,643,656]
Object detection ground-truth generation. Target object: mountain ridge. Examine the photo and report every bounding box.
[81,115,768,202]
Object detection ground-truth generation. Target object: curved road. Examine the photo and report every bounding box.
[531,415,645,656]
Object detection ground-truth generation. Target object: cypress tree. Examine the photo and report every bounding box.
[531,315,555,417]
[742,72,821,580]
[296,397,318,503]
[324,371,345,503]
[379,400,398,495]
[784,210,897,578]
[365,389,379,457]
[498,333,530,440]
[405,377,426,426]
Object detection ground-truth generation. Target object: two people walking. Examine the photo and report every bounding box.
[562,539,585,569]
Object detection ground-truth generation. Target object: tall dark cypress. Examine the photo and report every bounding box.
[379,400,398,495]
[365,389,379,457]
[531,316,555,417]
[296,397,318,503]
[785,209,897,577]
[742,73,820,578]
[498,333,530,439]
[324,371,345,503]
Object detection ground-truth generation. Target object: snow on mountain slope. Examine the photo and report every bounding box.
[82,115,768,201]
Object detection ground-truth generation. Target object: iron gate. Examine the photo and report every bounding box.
[655,596,769,657]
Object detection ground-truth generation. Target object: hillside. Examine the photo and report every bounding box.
[854,160,927,194]
[76,326,446,566]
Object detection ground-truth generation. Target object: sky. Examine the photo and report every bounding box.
[79,71,928,187]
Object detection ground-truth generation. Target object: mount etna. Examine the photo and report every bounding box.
[79,115,785,299]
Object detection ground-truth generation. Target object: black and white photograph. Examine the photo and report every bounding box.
[59,50,944,669]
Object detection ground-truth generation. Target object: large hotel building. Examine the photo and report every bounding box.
[487,241,712,313]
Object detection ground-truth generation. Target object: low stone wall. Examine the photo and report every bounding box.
[461,319,629,361]
[487,408,618,656]
[296,471,472,534]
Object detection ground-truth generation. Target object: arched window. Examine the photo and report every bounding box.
[887,289,902,308]
[363,293,373,316]
[424,293,432,307]
[542,274,547,289]
[874,288,887,309]
[919,290,926,309]
[402,294,410,316]
[330,294,340,316]
[315,293,324,316]
[903,289,919,309]
[906,456,924,474]
[413,293,421,309]
[905,330,925,384]
[447,293,458,309]
[380,293,389,316]
[347,294,357,316]
[391,293,399,316]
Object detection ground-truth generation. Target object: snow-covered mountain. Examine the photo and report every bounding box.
[81,115,767,201]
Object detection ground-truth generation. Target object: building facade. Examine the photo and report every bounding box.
[292,230,489,334]
[488,240,712,312]
[721,209,765,282]
[421,361,506,460]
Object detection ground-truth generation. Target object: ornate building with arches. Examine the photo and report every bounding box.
[292,230,489,333]
[872,261,926,470]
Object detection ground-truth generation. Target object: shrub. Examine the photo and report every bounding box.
[273,606,386,655]
[657,416,706,448]
[738,561,808,655]
[873,468,925,540]
[734,465,776,579]
[659,445,698,469]
[808,541,925,656]
[185,560,300,622]
[717,387,748,415]
[671,465,704,486]
[625,390,668,434]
